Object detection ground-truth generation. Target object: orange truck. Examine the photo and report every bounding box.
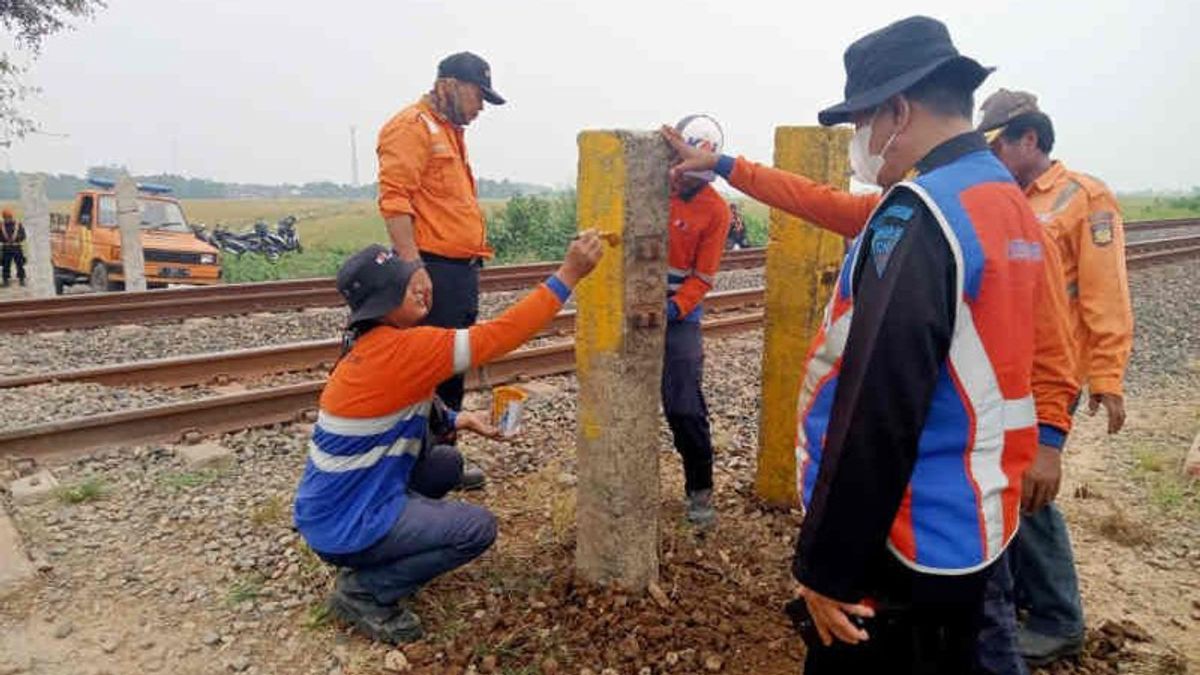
[50,179,221,293]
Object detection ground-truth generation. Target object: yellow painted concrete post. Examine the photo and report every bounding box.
[755,126,852,507]
[574,130,670,590]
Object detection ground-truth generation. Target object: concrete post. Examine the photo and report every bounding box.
[116,174,147,292]
[574,130,669,590]
[755,127,852,506]
[18,174,55,297]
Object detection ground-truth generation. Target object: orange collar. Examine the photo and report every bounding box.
[1027,160,1066,196]
[418,96,456,130]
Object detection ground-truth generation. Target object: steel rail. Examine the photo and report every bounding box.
[0,311,765,461]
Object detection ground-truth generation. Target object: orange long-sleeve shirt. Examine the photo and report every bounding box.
[1025,162,1132,396]
[724,155,1078,434]
[321,283,563,417]
[668,184,732,318]
[376,98,492,260]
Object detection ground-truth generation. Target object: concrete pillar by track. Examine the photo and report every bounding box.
[573,130,669,590]
[116,174,147,292]
[755,126,852,507]
[18,174,55,298]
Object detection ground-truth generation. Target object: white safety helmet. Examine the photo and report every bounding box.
[675,114,724,182]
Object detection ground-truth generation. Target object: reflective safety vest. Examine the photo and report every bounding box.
[795,150,1044,574]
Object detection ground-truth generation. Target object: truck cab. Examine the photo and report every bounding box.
[50,179,221,293]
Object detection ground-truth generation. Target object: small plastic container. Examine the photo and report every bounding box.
[491,385,528,438]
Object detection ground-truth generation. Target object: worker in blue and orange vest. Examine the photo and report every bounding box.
[663,16,1078,673]
[293,233,604,644]
[663,114,733,526]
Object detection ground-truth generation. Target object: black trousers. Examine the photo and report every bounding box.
[420,254,480,412]
[1,246,24,282]
[660,321,713,494]
[803,552,994,675]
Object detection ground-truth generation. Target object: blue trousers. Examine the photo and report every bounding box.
[317,445,497,604]
[661,321,713,494]
[976,505,1085,674]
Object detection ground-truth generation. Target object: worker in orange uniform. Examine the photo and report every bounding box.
[662,17,1078,671]
[663,114,732,526]
[375,52,506,490]
[974,89,1133,669]
[294,233,604,644]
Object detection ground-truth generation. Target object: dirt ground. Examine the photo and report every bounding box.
[1,324,1196,674]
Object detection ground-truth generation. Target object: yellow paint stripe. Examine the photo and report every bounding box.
[755,126,852,506]
[574,131,626,441]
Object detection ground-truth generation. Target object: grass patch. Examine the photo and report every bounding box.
[57,477,107,504]
[301,602,332,630]
[226,574,266,606]
[249,494,288,528]
[159,469,219,491]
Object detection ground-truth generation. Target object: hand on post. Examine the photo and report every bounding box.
[557,229,604,287]
[659,125,719,183]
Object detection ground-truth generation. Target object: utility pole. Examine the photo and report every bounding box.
[349,125,360,187]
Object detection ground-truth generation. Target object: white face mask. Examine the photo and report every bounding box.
[849,108,900,186]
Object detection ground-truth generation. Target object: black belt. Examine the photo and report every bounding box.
[420,251,484,268]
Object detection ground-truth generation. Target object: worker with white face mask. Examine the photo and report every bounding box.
[662,15,1079,674]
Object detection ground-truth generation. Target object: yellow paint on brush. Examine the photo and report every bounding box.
[755,126,852,506]
[574,131,626,440]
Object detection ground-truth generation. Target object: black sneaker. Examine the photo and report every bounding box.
[326,587,423,644]
[455,462,487,491]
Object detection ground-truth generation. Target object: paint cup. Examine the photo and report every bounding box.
[491,385,528,438]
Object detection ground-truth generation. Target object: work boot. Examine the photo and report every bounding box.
[18,279,25,287]
[455,462,487,491]
[1,279,8,287]
[1017,627,1084,666]
[326,576,423,644]
[685,489,716,527]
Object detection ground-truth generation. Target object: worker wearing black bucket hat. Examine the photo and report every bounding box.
[663,15,1077,674]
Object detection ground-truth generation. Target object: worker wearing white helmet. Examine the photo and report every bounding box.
[663,114,733,527]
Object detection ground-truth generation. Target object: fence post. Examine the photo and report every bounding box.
[18,174,55,298]
[574,130,670,590]
[755,126,852,506]
[117,175,147,292]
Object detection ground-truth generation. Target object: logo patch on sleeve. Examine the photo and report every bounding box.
[868,204,912,277]
[1090,212,1115,246]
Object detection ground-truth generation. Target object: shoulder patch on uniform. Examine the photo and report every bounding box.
[866,200,916,277]
[1089,211,1115,246]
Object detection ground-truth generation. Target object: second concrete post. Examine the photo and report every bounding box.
[18,174,55,298]
[117,175,147,292]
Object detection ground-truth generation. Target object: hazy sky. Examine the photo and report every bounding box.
[5,0,1196,192]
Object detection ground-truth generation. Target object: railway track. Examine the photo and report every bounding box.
[0,220,1196,462]
[0,247,769,333]
[0,311,765,462]
[2,217,1195,334]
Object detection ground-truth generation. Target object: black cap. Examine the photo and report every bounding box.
[336,245,423,325]
[437,52,505,105]
[818,16,992,126]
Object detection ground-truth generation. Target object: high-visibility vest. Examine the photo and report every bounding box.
[795,150,1045,574]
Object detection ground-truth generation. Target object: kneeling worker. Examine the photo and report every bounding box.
[293,232,604,643]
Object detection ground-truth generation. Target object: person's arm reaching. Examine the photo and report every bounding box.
[660,125,879,239]
[460,232,604,369]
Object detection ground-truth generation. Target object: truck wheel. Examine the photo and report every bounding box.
[54,277,65,295]
[89,262,120,292]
